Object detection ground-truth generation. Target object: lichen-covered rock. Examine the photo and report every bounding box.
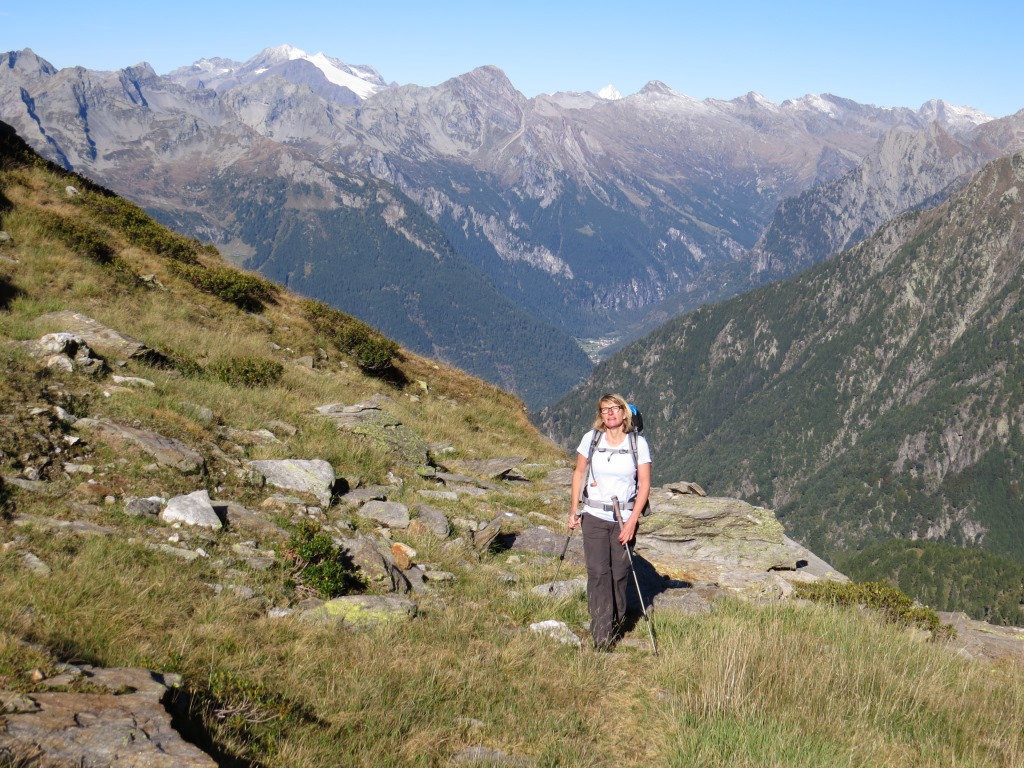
[318,400,429,464]
[357,500,410,528]
[299,595,416,628]
[633,493,846,596]
[248,459,336,507]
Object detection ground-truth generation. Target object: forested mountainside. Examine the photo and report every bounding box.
[541,152,1024,566]
[838,540,1024,626]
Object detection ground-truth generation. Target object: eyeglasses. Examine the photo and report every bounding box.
[599,406,623,414]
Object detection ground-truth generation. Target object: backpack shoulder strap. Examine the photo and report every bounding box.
[628,430,638,473]
[579,430,601,502]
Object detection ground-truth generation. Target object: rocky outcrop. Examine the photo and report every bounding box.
[0,666,216,767]
[37,310,163,363]
[18,333,106,376]
[73,419,205,475]
[317,399,429,465]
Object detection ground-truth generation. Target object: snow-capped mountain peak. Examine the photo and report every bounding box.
[166,45,386,101]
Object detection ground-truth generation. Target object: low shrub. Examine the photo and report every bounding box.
[158,348,205,379]
[301,298,399,372]
[78,192,200,264]
[795,580,955,640]
[168,261,277,312]
[207,356,284,388]
[36,210,115,264]
[283,521,363,598]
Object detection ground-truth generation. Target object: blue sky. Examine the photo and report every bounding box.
[3,0,1021,117]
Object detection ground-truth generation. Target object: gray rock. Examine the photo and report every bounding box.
[529,619,582,648]
[147,543,205,560]
[404,566,430,594]
[633,494,847,600]
[453,457,526,480]
[338,533,401,589]
[180,402,214,425]
[1,477,57,495]
[20,552,51,576]
[533,578,587,600]
[160,490,223,530]
[336,485,392,506]
[218,426,280,445]
[418,489,458,502]
[124,496,163,517]
[111,375,156,388]
[21,333,106,376]
[508,526,584,564]
[543,467,575,486]
[73,418,205,475]
[412,504,451,538]
[11,515,113,537]
[471,515,505,553]
[451,746,535,766]
[357,500,410,529]
[37,310,161,362]
[214,500,290,541]
[248,459,336,507]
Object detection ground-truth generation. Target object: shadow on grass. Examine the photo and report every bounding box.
[0,274,22,311]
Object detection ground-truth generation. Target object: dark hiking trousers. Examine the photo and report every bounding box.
[582,512,631,648]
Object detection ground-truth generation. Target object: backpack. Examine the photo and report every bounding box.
[580,404,652,517]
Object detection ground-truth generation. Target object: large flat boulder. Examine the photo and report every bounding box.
[634,491,846,598]
[247,459,335,507]
[73,419,205,475]
[37,310,161,362]
[0,666,215,767]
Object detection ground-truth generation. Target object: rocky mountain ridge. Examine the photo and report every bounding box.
[4,47,1023,408]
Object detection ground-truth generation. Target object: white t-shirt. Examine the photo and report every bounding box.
[576,429,651,522]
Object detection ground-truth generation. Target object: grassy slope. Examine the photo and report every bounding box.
[0,138,1022,767]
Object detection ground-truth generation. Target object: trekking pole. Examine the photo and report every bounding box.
[547,512,580,593]
[612,496,658,656]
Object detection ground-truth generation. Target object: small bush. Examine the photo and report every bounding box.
[301,298,399,372]
[283,521,363,598]
[157,348,205,379]
[168,261,277,311]
[795,580,955,640]
[207,356,284,388]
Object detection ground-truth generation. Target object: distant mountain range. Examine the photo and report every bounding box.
[2,45,1023,408]
[540,151,1024,565]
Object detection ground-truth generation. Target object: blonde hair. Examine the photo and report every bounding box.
[592,392,633,432]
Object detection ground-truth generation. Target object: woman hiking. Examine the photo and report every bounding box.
[569,393,651,651]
